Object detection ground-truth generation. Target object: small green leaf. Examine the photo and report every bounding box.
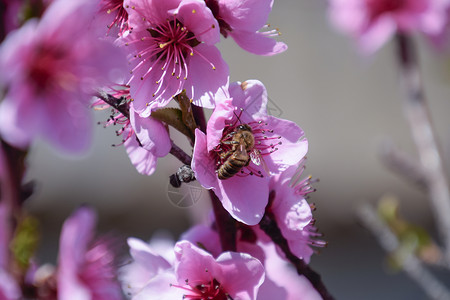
[11,215,40,271]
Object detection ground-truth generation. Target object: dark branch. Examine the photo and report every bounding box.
[169,141,192,165]
[210,190,237,252]
[96,91,130,119]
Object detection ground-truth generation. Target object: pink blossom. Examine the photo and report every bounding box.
[268,163,325,263]
[57,207,122,300]
[328,0,450,53]
[93,88,171,175]
[192,80,308,225]
[182,224,321,299]
[120,0,229,117]
[205,0,287,56]
[0,0,126,152]
[122,238,265,300]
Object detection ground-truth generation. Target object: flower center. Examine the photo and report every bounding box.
[126,16,217,102]
[212,109,281,179]
[365,0,405,19]
[28,46,70,93]
[172,278,233,300]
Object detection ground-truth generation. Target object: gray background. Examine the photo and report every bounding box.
[25,0,450,298]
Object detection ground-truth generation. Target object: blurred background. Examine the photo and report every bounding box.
[23,0,450,298]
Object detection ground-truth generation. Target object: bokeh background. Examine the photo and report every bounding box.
[23,0,450,298]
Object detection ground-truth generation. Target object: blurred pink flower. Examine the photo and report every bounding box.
[0,203,21,300]
[57,207,122,300]
[205,0,287,55]
[0,0,126,152]
[120,0,229,117]
[192,80,308,225]
[328,0,449,53]
[122,238,265,300]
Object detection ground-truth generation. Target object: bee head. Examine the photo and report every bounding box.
[237,124,252,132]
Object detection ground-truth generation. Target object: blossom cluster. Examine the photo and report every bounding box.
[328,0,450,53]
[0,0,328,299]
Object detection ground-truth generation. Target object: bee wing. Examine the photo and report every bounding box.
[250,149,270,175]
[250,149,261,165]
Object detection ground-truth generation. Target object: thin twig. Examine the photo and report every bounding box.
[379,140,428,191]
[259,211,335,300]
[169,141,192,165]
[96,91,130,119]
[358,203,450,300]
[210,190,237,252]
[395,34,450,263]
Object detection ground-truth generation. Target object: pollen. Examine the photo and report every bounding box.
[192,9,196,13]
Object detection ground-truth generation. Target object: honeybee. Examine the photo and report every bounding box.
[217,124,268,180]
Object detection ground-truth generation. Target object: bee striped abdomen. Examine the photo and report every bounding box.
[217,153,249,180]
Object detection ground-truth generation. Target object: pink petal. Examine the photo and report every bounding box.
[124,131,158,175]
[176,0,220,44]
[229,30,287,56]
[215,252,265,300]
[215,173,270,225]
[184,43,229,109]
[0,269,21,300]
[180,225,222,258]
[218,0,273,32]
[174,241,221,284]
[0,91,34,149]
[132,271,183,300]
[228,80,268,123]
[359,16,397,54]
[124,0,181,30]
[58,207,97,300]
[264,116,307,172]
[41,93,93,153]
[272,187,312,238]
[192,129,218,189]
[206,99,235,152]
[130,108,171,156]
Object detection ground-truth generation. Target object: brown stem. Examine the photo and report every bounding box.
[259,211,334,300]
[169,141,192,165]
[96,91,130,119]
[395,34,450,263]
[210,190,237,252]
